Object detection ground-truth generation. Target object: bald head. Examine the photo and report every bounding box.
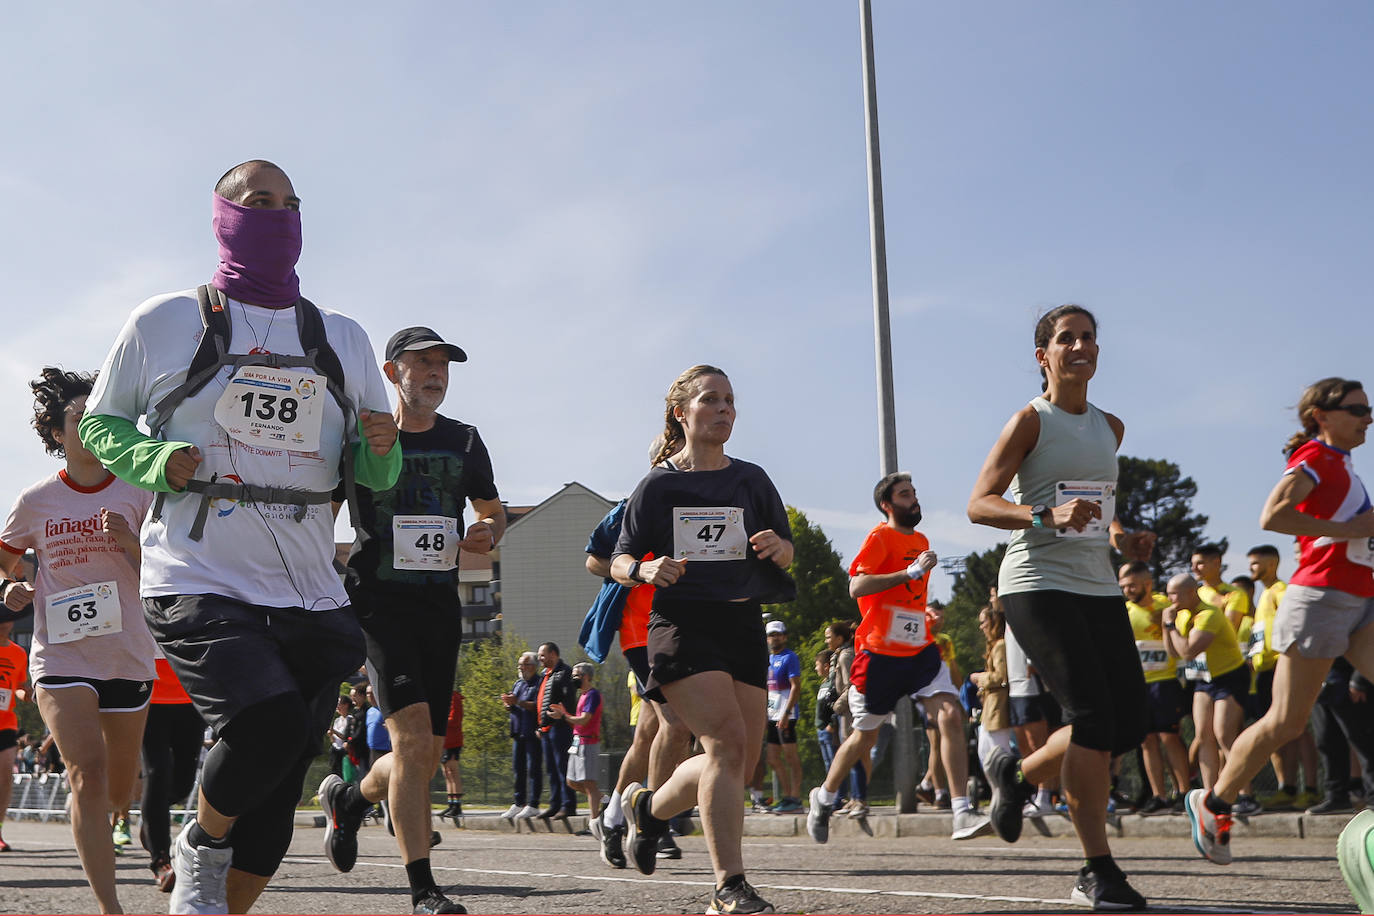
[1166,573,1199,609]
[215,159,287,201]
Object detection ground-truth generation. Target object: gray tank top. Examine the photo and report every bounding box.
[998,397,1120,597]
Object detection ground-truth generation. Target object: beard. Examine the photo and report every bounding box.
[892,505,922,528]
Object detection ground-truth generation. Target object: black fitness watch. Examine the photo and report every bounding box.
[627,560,643,583]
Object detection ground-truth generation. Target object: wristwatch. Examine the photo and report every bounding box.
[1163,620,1177,631]
[627,560,643,583]
[1030,504,1051,529]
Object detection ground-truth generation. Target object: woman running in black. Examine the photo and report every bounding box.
[614,365,794,916]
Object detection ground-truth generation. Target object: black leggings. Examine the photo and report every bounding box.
[139,703,205,858]
[200,687,337,876]
[1000,590,1148,754]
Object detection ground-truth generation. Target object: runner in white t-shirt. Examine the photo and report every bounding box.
[1,368,155,914]
[80,160,401,914]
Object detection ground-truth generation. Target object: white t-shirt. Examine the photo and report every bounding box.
[86,290,392,610]
[0,471,156,682]
[331,714,349,750]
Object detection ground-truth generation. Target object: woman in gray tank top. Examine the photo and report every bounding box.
[967,304,1156,910]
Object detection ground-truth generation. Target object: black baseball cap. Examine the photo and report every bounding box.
[385,326,468,363]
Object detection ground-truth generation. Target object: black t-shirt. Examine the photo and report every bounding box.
[615,457,795,605]
[343,414,499,598]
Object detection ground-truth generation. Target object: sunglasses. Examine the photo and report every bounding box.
[1326,404,1373,418]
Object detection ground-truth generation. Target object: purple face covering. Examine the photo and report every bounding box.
[210,193,302,309]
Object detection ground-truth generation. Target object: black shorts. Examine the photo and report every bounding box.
[624,645,651,695]
[644,598,766,703]
[1248,668,1275,718]
[354,588,462,736]
[0,728,16,753]
[1010,693,1062,728]
[1145,678,1186,734]
[144,593,364,734]
[766,720,797,745]
[36,676,153,712]
[1000,589,1148,755]
[1199,664,1251,703]
[442,747,462,764]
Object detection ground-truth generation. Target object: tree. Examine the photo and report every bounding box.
[457,633,532,757]
[1115,455,1221,581]
[764,506,859,641]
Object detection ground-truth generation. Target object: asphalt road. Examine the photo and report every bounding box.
[0,818,1356,914]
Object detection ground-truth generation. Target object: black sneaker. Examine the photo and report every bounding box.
[622,782,664,875]
[1308,795,1356,815]
[1069,863,1147,910]
[707,877,773,915]
[600,819,627,869]
[1137,795,1171,817]
[1109,790,1139,814]
[412,888,466,914]
[319,774,363,873]
[430,830,442,848]
[657,832,682,859]
[985,749,1028,843]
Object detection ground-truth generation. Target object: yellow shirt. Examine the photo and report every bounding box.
[1178,600,1245,680]
[1127,593,1178,684]
[1199,580,1252,626]
[1249,580,1286,674]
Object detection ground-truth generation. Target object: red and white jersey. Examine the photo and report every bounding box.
[0,470,156,681]
[1286,438,1374,597]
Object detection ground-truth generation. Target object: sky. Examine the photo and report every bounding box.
[2,2,1372,600]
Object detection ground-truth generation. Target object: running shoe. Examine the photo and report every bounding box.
[381,798,396,836]
[1108,789,1139,814]
[319,773,364,872]
[1258,787,1297,811]
[500,803,521,820]
[985,748,1028,843]
[0,837,10,852]
[622,781,663,875]
[1338,807,1374,914]
[1232,794,1263,817]
[950,808,994,840]
[771,796,803,814]
[514,805,539,819]
[412,888,467,914]
[1137,795,1172,817]
[1023,798,1057,819]
[1310,795,1356,816]
[1184,788,1232,865]
[599,819,627,869]
[1069,862,1148,910]
[846,800,870,819]
[657,832,682,859]
[915,784,936,805]
[706,877,774,915]
[1294,790,1323,811]
[170,822,232,915]
[935,794,952,810]
[151,855,176,893]
[113,817,133,847]
[430,830,441,848]
[806,787,833,844]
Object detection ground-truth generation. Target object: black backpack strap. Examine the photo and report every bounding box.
[151,286,233,522]
[294,297,364,532]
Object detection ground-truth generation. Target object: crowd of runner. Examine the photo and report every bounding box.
[1,162,1373,916]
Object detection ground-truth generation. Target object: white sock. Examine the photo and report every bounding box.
[953,796,972,814]
[935,789,950,802]
[1037,788,1052,807]
[605,790,625,828]
[817,786,838,806]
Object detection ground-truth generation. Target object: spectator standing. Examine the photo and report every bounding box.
[0,617,31,852]
[1309,658,1374,814]
[764,620,803,813]
[440,690,464,821]
[328,696,353,778]
[366,684,392,767]
[536,642,577,819]
[500,653,542,820]
[554,663,604,821]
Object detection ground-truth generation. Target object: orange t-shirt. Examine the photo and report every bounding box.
[847,524,932,657]
[619,581,653,651]
[0,640,29,732]
[150,656,191,705]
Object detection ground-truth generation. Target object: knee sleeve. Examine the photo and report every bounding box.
[202,693,312,818]
[229,751,315,877]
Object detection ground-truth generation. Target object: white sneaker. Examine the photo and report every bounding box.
[500,804,521,820]
[1023,799,1056,819]
[515,805,538,819]
[951,808,994,841]
[169,824,231,914]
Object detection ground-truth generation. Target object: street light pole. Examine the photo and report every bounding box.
[859,0,919,814]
